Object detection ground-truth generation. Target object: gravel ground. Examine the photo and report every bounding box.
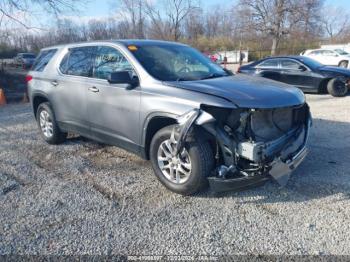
[0,94,350,256]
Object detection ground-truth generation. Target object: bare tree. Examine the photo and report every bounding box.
[144,2,168,40]
[117,0,145,38]
[0,0,338,59]
[0,0,83,30]
[295,0,323,38]
[88,20,109,40]
[321,6,350,42]
[204,6,221,39]
[145,0,199,41]
[238,0,308,55]
[184,7,204,41]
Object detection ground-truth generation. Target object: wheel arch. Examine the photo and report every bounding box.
[142,113,178,160]
[338,60,349,67]
[32,93,50,119]
[318,78,332,94]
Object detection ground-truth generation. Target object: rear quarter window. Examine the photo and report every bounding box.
[32,49,57,72]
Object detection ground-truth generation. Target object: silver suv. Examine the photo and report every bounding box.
[28,40,311,195]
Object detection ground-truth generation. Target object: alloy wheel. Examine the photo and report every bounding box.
[157,134,192,184]
[39,110,53,138]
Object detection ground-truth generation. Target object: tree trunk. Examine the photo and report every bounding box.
[271,37,279,56]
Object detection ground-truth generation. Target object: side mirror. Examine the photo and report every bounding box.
[108,71,139,88]
[298,65,307,72]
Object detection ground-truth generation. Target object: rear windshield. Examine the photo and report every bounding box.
[32,49,57,71]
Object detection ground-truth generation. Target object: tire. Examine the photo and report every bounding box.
[36,102,67,144]
[150,125,214,195]
[327,78,349,97]
[339,61,348,68]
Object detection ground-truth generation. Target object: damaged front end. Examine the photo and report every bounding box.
[174,103,312,193]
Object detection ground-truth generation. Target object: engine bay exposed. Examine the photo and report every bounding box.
[175,103,311,191]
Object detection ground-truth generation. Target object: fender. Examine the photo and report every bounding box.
[141,111,179,148]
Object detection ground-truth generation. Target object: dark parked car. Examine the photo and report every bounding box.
[238,56,350,97]
[14,53,36,69]
[27,40,311,195]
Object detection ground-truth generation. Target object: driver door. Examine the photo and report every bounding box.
[279,59,317,90]
[87,45,141,152]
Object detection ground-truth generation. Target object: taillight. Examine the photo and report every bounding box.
[237,66,241,73]
[25,75,33,83]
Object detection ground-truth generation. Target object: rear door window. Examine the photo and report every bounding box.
[310,50,321,56]
[93,46,133,80]
[257,59,279,68]
[60,46,96,77]
[322,50,335,56]
[32,49,57,72]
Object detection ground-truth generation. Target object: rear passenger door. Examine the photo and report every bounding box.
[255,59,282,81]
[53,46,96,135]
[87,45,141,152]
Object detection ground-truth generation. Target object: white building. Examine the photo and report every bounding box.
[216,50,249,63]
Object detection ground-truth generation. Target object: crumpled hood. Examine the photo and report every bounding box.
[319,66,350,76]
[167,74,305,108]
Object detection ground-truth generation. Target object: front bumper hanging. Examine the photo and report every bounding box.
[175,107,312,193]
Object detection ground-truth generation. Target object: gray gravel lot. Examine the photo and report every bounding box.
[0,94,350,255]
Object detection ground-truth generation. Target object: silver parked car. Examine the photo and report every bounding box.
[27,40,311,195]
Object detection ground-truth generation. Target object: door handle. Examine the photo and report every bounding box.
[51,80,58,86]
[88,86,99,93]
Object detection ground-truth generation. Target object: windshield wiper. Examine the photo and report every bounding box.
[200,73,227,80]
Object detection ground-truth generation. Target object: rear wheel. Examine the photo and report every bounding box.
[327,78,349,97]
[150,125,214,195]
[339,61,348,68]
[36,102,67,144]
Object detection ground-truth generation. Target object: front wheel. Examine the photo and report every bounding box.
[327,78,349,97]
[339,61,349,68]
[150,125,214,195]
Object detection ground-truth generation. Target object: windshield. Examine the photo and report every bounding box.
[130,44,228,81]
[23,54,36,58]
[298,56,324,69]
[335,49,349,55]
